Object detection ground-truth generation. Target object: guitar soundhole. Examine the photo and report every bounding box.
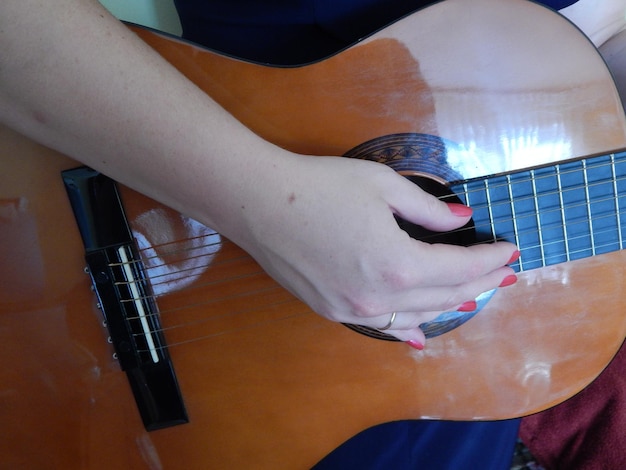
[342,133,479,341]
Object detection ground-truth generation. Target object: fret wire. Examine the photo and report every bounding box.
[529,169,547,268]
[554,163,571,262]
[610,153,624,249]
[483,179,497,243]
[581,160,596,256]
[505,173,523,270]
[462,181,470,207]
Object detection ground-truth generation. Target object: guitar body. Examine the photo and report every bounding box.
[2,0,626,468]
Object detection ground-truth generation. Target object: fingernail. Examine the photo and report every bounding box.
[447,202,473,217]
[458,300,477,312]
[507,250,521,264]
[499,274,518,287]
[406,340,424,350]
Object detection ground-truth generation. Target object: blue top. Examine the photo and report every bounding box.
[173,0,579,64]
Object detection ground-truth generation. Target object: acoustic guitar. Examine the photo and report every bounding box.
[2,0,626,467]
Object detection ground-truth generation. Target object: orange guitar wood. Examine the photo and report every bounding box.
[2,0,626,468]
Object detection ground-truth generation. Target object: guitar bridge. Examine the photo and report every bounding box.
[62,167,188,431]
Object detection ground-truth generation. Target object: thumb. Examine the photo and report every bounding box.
[389,176,473,233]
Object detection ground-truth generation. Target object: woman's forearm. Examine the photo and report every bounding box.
[0,0,285,237]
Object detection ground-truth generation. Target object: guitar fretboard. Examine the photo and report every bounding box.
[450,151,626,272]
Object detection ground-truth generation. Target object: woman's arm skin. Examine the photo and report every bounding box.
[0,0,518,347]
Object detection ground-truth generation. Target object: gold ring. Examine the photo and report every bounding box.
[377,311,397,331]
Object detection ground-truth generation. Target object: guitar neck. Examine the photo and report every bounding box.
[453,151,626,271]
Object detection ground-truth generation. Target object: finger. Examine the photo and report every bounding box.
[393,328,427,350]
[386,264,517,314]
[385,174,475,232]
[367,311,432,349]
[369,309,441,331]
[365,289,509,349]
[402,239,519,289]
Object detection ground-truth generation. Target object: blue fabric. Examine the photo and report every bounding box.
[174,0,579,64]
[313,420,521,469]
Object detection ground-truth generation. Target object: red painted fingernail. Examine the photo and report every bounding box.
[507,250,521,264]
[499,274,518,287]
[447,202,473,217]
[458,300,477,312]
[406,340,424,350]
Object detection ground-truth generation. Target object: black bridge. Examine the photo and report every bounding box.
[63,167,188,431]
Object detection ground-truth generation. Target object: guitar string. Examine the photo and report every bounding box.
[114,275,306,353]
[112,175,626,314]
[451,175,626,217]
[455,156,626,197]
[120,212,626,319]
[114,198,626,307]
[137,285,298,330]
[141,309,308,352]
[117,212,626,350]
[131,284,306,352]
[128,188,626,285]
[106,157,626,348]
[124,157,626,268]
[128,234,626,354]
[112,158,626,273]
[112,170,626,282]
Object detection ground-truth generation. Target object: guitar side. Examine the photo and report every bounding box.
[2,0,626,468]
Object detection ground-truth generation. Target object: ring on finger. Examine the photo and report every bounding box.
[377,311,397,331]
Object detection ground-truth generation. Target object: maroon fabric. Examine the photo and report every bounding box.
[520,341,626,469]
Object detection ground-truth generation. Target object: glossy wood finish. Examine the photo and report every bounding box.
[2,1,626,468]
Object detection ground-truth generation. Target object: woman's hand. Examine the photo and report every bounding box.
[231,153,518,349]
